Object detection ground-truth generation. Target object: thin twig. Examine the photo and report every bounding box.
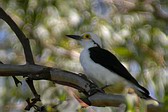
[0,7,34,64]
[0,7,39,110]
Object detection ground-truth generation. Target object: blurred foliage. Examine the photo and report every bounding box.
[0,0,168,111]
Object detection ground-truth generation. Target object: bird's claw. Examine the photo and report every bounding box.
[101,84,111,90]
[88,88,104,95]
[78,73,89,80]
[88,83,104,96]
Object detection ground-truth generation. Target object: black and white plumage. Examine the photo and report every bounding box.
[66,32,152,99]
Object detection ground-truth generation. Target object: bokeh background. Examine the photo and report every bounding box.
[0,0,168,111]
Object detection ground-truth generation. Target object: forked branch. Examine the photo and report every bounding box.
[0,7,165,112]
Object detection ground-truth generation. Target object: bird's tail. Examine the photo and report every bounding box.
[136,84,151,99]
[134,85,160,105]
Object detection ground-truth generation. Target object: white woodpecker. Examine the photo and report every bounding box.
[66,32,154,99]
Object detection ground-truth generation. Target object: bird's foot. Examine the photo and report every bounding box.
[88,83,104,96]
[78,73,89,80]
[101,84,111,90]
[78,73,104,95]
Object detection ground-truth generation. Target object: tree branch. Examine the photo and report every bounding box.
[0,7,40,110]
[0,63,164,112]
[85,93,164,112]
[0,63,95,95]
[0,6,165,112]
[0,7,34,64]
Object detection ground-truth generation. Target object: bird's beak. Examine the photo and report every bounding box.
[66,35,82,40]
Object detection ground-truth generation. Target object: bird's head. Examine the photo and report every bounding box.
[66,32,102,48]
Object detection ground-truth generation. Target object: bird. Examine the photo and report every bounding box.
[66,32,154,100]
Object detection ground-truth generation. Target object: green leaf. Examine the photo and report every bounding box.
[112,47,132,57]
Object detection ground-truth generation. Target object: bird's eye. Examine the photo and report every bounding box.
[83,34,90,39]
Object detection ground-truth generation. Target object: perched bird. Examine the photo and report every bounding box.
[66,32,153,99]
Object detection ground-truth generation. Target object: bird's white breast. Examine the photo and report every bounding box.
[80,48,124,87]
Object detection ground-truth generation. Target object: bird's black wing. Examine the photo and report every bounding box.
[89,47,149,96]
